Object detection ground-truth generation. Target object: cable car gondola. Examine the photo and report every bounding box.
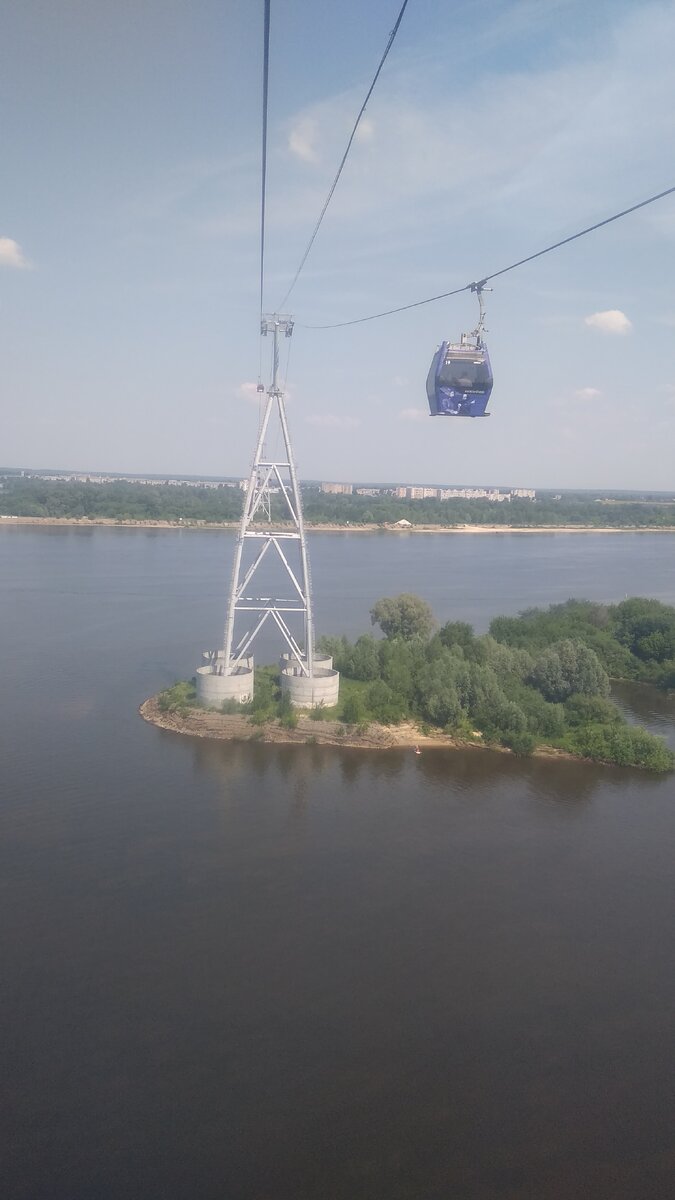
[427,283,493,417]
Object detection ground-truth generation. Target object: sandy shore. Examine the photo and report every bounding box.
[140,696,445,749]
[4,516,675,535]
[139,695,571,759]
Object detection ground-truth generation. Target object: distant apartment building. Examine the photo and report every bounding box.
[511,488,536,499]
[437,487,494,501]
[355,488,380,496]
[404,487,439,500]
[320,482,353,495]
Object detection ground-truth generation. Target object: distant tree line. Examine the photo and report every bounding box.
[0,479,244,523]
[4,477,675,528]
[301,491,675,528]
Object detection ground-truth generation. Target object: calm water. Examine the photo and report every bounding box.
[2,527,675,1200]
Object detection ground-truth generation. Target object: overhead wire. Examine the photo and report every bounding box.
[277,0,411,311]
[259,0,271,326]
[300,183,675,329]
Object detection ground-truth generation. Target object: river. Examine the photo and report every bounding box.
[2,527,675,1199]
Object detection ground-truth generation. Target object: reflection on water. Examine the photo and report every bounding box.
[612,680,675,749]
[189,727,663,819]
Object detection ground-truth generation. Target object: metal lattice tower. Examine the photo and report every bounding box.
[220,315,315,676]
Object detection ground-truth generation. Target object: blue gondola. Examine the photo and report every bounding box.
[426,283,494,418]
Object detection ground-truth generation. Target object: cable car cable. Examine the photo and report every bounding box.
[257,0,270,326]
[301,182,675,329]
[277,0,411,311]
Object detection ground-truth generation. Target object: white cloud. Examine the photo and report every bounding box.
[0,237,29,269]
[305,413,360,430]
[288,117,319,163]
[398,407,427,422]
[574,386,602,399]
[236,381,262,404]
[584,310,632,335]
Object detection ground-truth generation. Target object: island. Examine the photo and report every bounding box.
[141,595,675,772]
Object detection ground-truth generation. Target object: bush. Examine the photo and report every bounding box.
[342,692,367,725]
[158,680,196,713]
[564,693,623,727]
[473,691,528,740]
[509,685,566,738]
[570,724,674,771]
[252,669,279,712]
[502,730,538,756]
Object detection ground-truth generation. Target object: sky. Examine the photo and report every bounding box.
[3,0,675,489]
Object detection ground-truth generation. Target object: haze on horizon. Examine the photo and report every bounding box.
[3,0,675,490]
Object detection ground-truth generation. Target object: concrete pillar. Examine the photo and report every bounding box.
[195,653,254,708]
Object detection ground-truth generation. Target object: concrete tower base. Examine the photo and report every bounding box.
[196,652,254,708]
[280,655,340,709]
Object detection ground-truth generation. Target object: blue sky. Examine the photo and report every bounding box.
[3,0,675,488]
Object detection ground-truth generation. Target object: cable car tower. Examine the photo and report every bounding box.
[196,315,339,709]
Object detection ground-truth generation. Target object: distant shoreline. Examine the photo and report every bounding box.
[4,516,675,535]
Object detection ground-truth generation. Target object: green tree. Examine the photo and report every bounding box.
[415,655,462,727]
[379,637,422,702]
[347,635,381,681]
[614,598,675,662]
[370,594,436,640]
[529,639,610,703]
[438,620,475,651]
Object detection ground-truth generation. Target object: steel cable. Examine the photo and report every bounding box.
[277,0,411,311]
[301,183,675,329]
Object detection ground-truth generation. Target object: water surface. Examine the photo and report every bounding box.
[2,527,675,1200]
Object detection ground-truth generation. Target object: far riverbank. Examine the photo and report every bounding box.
[5,516,675,535]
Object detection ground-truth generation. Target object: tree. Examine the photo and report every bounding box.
[439,620,474,651]
[415,658,462,727]
[347,635,380,681]
[614,598,675,662]
[370,594,436,641]
[529,639,610,703]
[379,637,422,701]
